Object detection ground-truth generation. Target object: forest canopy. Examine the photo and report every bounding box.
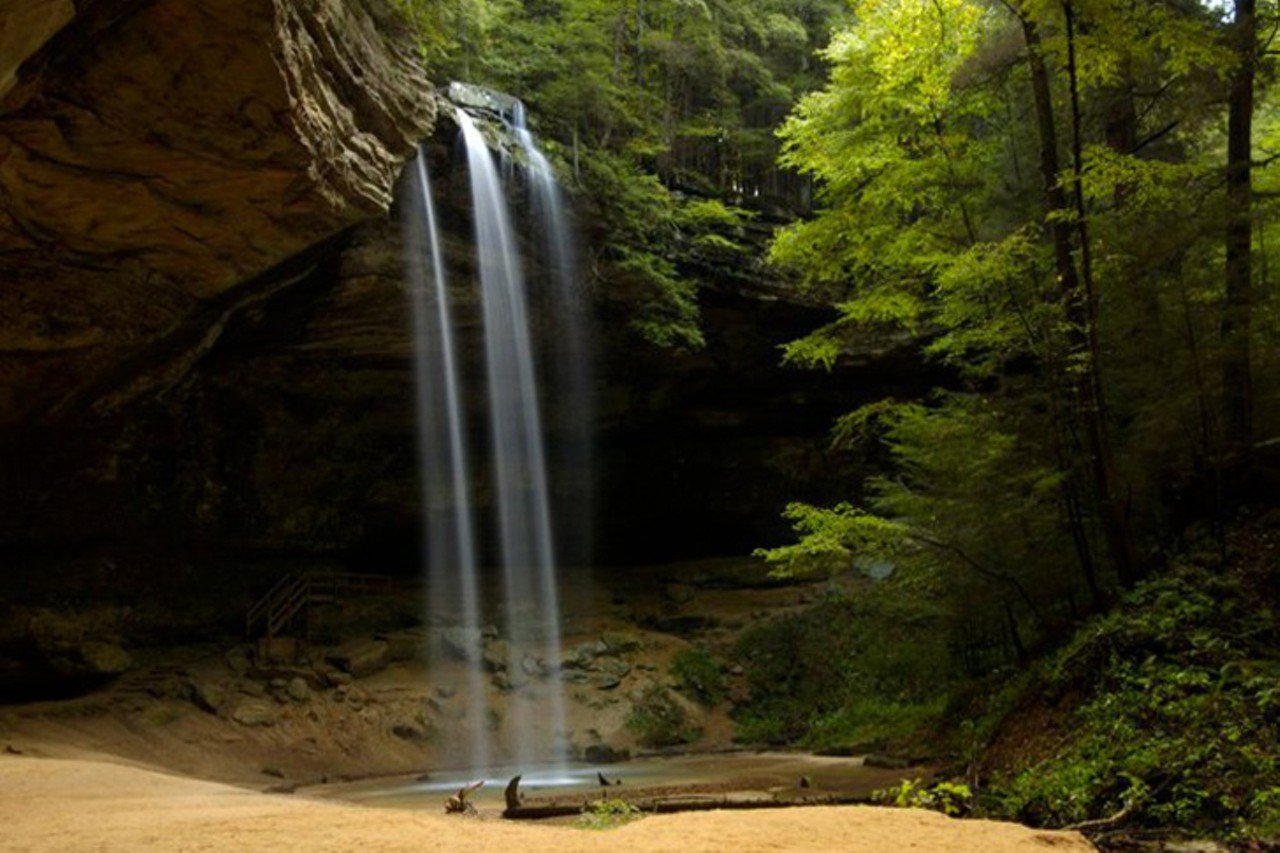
[390,0,1280,836]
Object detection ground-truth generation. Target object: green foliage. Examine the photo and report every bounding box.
[626,686,703,748]
[875,778,973,817]
[670,646,727,706]
[393,0,849,350]
[578,798,644,830]
[985,565,1280,841]
[732,585,953,749]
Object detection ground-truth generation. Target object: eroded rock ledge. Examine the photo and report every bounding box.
[0,0,432,424]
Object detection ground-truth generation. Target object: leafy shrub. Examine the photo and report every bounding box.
[670,646,726,706]
[732,587,953,749]
[985,566,1280,841]
[578,798,644,830]
[626,686,702,748]
[876,778,973,817]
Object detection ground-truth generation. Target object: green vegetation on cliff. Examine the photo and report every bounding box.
[395,0,847,346]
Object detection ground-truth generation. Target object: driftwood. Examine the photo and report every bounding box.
[444,780,485,815]
[504,775,524,810]
[503,793,874,820]
[1065,805,1132,834]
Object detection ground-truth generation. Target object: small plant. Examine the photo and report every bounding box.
[578,798,643,830]
[874,778,973,817]
[670,646,727,706]
[625,686,702,747]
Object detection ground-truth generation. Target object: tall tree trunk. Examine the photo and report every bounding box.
[1223,0,1256,449]
[1021,10,1140,587]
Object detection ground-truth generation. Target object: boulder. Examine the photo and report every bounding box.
[326,640,390,678]
[285,677,310,702]
[592,659,631,690]
[191,680,229,714]
[583,743,631,764]
[231,699,281,727]
[224,647,251,676]
[439,627,483,662]
[520,655,549,678]
[600,632,644,655]
[378,629,428,663]
[482,640,510,673]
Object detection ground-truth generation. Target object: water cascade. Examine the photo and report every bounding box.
[456,107,568,771]
[510,103,595,568]
[402,151,489,773]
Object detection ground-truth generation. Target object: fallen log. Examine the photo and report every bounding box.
[505,775,523,810]
[502,793,875,820]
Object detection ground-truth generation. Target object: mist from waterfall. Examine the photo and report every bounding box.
[402,150,489,774]
[456,107,568,770]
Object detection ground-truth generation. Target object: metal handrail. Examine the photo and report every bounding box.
[246,571,395,639]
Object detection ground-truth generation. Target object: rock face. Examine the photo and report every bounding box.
[0,6,933,608]
[0,0,432,426]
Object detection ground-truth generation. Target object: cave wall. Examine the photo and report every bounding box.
[0,2,936,592]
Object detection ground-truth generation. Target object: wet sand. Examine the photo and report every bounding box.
[0,754,1095,852]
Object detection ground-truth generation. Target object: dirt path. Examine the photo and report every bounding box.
[0,754,1093,852]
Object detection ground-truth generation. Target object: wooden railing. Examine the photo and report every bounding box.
[245,572,393,640]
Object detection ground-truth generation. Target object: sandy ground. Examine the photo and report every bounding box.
[0,754,1094,853]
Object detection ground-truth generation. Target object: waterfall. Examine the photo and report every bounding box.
[510,104,595,569]
[456,108,568,770]
[402,150,489,774]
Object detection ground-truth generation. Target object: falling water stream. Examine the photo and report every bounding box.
[456,107,568,772]
[511,103,595,568]
[406,92,584,778]
[402,151,489,774]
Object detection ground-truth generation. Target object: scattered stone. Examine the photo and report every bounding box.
[190,680,228,714]
[863,753,911,770]
[378,629,428,663]
[642,614,718,634]
[326,640,390,678]
[391,723,430,742]
[520,655,548,678]
[583,743,630,764]
[439,627,482,662]
[230,699,281,727]
[482,640,510,673]
[562,642,603,670]
[729,664,745,676]
[600,632,644,655]
[225,647,250,676]
[285,677,310,702]
[239,680,267,698]
[662,583,697,606]
[592,659,631,689]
